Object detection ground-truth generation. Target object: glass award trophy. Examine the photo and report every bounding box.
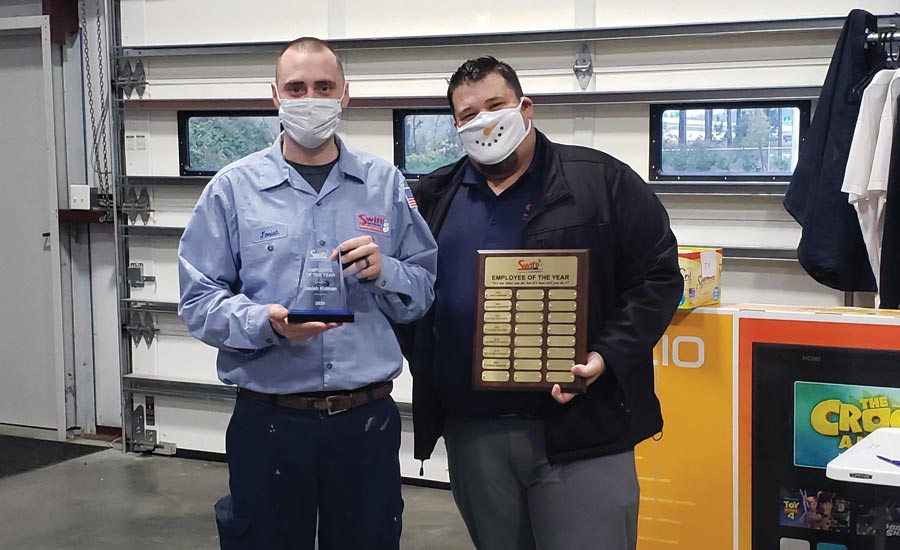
[288,218,355,324]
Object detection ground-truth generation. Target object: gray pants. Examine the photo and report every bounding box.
[444,416,638,550]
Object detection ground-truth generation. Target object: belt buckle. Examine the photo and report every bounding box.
[324,394,351,416]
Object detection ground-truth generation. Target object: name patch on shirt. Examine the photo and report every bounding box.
[358,214,390,234]
[252,224,289,243]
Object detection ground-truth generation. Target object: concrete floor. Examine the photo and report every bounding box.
[0,449,472,550]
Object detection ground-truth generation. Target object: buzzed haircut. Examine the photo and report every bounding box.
[446,56,524,113]
[275,37,345,83]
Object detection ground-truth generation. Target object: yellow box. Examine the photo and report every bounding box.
[677,247,723,309]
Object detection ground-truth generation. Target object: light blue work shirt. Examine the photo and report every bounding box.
[178,134,437,393]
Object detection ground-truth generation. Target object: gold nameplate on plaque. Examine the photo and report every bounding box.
[514,359,543,370]
[514,348,542,359]
[548,312,577,324]
[484,300,512,311]
[547,336,576,347]
[514,324,543,336]
[483,359,510,370]
[484,347,511,358]
[517,289,545,300]
[547,359,575,371]
[515,336,543,347]
[484,335,512,347]
[473,250,589,393]
[516,312,544,323]
[547,348,576,359]
[484,312,512,323]
[484,323,512,334]
[549,289,577,300]
[514,371,544,383]
[483,371,510,383]
[546,372,576,383]
[547,324,576,335]
[516,301,544,312]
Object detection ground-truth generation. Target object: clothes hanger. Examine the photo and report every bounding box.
[849,31,890,103]
[888,30,900,69]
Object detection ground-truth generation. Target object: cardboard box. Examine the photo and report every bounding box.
[678,247,723,309]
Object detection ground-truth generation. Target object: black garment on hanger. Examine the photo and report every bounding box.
[783,9,884,292]
[880,96,900,309]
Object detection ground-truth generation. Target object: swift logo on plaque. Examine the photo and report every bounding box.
[473,250,589,392]
[288,221,355,324]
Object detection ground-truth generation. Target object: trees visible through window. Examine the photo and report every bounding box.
[179,112,279,176]
[650,102,810,181]
[394,111,465,177]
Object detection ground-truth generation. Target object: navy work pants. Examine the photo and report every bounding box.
[215,391,402,550]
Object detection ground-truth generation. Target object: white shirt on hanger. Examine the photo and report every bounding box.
[843,70,894,201]
[841,69,899,307]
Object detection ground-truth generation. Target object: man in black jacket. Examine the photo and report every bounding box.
[405,57,683,550]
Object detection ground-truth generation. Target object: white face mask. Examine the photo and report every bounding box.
[457,98,531,165]
[275,87,343,149]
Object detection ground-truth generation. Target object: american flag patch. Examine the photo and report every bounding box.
[404,186,418,209]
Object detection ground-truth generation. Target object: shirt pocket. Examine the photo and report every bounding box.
[239,220,304,304]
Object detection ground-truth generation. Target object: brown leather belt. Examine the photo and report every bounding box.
[240,381,392,416]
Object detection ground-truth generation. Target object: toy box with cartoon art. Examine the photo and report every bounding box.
[677,247,723,309]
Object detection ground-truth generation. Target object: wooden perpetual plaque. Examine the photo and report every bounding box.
[473,250,589,393]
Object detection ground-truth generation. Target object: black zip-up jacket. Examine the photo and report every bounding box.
[401,131,683,464]
[783,9,882,292]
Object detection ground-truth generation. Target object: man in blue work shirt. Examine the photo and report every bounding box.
[178,37,437,550]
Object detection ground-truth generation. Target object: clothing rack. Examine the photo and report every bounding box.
[867,28,900,45]
[866,26,900,44]
[867,13,900,44]
[866,27,900,63]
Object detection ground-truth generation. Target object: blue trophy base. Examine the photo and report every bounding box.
[287,309,355,323]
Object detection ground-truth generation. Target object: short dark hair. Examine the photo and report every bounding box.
[276,37,344,83]
[446,56,524,114]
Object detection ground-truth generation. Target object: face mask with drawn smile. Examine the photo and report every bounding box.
[457,98,531,165]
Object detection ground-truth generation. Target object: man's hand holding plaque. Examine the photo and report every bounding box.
[550,351,606,404]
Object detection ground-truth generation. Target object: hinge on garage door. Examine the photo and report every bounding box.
[126,262,156,289]
[125,311,158,348]
[121,187,152,224]
[118,59,146,99]
[153,441,178,456]
[131,404,157,452]
[131,404,177,455]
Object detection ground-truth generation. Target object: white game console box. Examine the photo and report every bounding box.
[826,427,900,487]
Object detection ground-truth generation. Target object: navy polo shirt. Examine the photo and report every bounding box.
[433,145,551,418]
